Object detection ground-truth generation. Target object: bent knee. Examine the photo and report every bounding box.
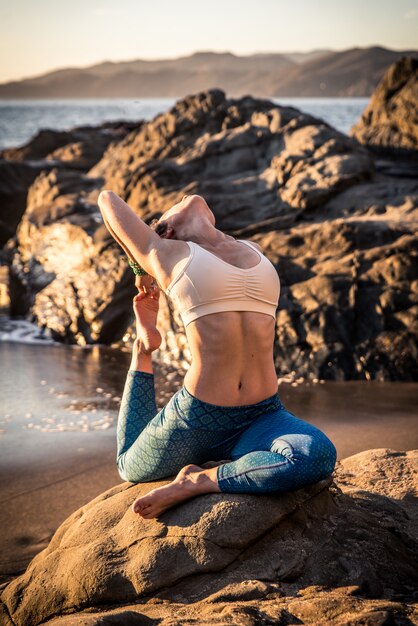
[304,438,337,480]
[273,435,337,481]
[321,438,337,472]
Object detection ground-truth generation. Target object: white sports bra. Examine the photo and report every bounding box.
[164,239,280,327]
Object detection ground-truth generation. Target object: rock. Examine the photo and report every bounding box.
[4,167,136,341]
[0,121,140,166]
[350,56,418,153]
[268,218,418,381]
[90,89,373,229]
[0,159,51,246]
[1,449,417,626]
[0,129,75,162]
[0,122,140,248]
[45,122,143,171]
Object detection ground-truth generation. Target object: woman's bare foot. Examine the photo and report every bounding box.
[132,464,221,519]
[133,290,162,354]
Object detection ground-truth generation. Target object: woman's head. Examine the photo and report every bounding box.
[150,194,215,240]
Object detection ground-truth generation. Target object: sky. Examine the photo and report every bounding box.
[0,0,417,83]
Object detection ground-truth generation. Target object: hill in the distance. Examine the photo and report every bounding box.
[0,46,416,98]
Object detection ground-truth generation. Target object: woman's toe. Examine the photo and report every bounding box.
[133,496,155,513]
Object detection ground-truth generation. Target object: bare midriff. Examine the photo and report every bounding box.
[151,239,279,406]
[182,310,278,406]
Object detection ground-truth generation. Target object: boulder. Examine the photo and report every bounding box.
[0,121,140,166]
[1,449,417,626]
[0,159,50,246]
[268,219,418,381]
[90,89,373,229]
[5,167,136,342]
[0,122,140,248]
[350,56,418,153]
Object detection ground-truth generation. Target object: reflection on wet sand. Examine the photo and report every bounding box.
[1,342,417,458]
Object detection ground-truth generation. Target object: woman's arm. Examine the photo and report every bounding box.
[97,190,162,275]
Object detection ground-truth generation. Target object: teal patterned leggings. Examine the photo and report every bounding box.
[116,370,337,493]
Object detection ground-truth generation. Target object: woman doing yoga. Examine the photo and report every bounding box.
[97,191,337,519]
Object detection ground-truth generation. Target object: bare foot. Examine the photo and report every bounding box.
[133,290,162,354]
[131,464,221,519]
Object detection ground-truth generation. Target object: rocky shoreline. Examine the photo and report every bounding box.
[1,57,417,382]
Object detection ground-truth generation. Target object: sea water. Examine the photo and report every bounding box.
[0,97,370,150]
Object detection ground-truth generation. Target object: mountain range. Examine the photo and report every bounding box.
[0,46,416,98]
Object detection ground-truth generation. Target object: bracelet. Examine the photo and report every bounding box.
[126,258,148,276]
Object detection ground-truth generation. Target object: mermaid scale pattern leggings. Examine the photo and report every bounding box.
[116,370,338,493]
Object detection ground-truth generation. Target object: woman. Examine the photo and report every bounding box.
[97,191,337,520]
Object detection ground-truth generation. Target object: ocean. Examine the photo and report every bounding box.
[0,97,370,150]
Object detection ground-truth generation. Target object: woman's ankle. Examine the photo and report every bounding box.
[130,340,153,373]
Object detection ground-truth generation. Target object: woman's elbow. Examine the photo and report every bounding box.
[97,189,114,208]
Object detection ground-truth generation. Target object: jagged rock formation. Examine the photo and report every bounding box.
[89,89,373,227]
[0,121,139,248]
[1,79,418,379]
[1,449,417,625]
[0,159,47,246]
[4,166,136,341]
[350,56,418,153]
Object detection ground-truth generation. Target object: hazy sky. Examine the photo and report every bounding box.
[0,0,417,83]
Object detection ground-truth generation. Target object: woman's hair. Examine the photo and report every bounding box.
[149,217,167,237]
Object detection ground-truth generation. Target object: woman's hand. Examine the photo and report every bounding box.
[135,274,160,300]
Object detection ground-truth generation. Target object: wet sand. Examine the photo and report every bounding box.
[1,341,418,583]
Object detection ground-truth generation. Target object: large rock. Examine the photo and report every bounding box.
[350,56,418,153]
[268,218,418,381]
[1,449,417,626]
[5,89,373,344]
[0,122,140,166]
[0,122,140,248]
[0,159,51,247]
[4,168,136,342]
[90,89,373,229]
